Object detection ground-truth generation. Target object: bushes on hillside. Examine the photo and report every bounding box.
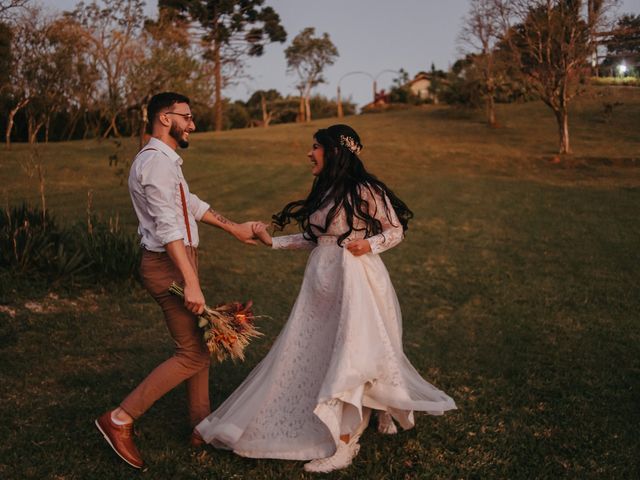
[1,204,140,288]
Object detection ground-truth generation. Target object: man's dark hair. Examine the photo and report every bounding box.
[147,92,190,130]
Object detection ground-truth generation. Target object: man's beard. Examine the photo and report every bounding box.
[170,124,189,149]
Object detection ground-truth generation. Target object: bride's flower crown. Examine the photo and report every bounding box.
[339,135,363,155]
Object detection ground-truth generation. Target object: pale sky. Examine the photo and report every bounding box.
[41,0,640,107]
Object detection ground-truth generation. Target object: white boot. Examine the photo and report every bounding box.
[377,411,398,435]
[303,441,361,473]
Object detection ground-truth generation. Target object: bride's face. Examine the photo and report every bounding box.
[308,138,325,176]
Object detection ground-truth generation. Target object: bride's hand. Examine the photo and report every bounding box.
[346,239,371,256]
[252,222,273,246]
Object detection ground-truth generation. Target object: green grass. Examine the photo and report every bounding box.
[1,87,639,479]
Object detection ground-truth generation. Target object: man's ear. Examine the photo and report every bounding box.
[158,113,171,128]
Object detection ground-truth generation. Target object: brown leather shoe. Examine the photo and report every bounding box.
[95,411,144,469]
[190,429,205,448]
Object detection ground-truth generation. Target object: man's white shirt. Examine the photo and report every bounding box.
[128,137,210,252]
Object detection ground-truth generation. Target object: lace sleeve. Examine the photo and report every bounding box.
[362,187,404,255]
[272,233,316,250]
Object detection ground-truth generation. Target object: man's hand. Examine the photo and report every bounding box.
[183,282,205,315]
[346,239,372,257]
[231,221,258,245]
[164,239,204,314]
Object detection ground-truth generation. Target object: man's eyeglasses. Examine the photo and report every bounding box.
[165,112,194,122]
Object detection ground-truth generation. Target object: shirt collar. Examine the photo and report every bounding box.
[148,137,182,166]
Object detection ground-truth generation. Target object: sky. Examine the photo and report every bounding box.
[41,0,640,108]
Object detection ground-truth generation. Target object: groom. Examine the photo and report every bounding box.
[95,92,257,469]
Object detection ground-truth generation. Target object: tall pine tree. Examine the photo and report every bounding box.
[161,0,286,131]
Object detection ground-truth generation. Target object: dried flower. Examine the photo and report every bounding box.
[169,282,264,362]
[339,135,362,155]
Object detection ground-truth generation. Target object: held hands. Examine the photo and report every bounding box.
[346,239,372,257]
[231,221,259,245]
[252,222,273,246]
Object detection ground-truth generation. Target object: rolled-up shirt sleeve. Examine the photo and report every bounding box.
[139,157,184,245]
[188,192,210,221]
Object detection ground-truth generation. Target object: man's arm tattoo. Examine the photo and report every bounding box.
[208,207,233,225]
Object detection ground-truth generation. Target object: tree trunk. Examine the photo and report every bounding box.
[305,95,312,122]
[260,94,271,127]
[214,41,223,132]
[28,115,44,144]
[102,114,120,139]
[44,115,50,143]
[65,110,81,141]
[297,95,305,123]
[555,107,571,154]
[5,98,29,150]
[82,112,91,139]
[486,94,496,127]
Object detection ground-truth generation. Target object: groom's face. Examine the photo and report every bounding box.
[165,103,195,149]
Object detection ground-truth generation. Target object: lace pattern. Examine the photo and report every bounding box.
[271,185,404,255]
[272,233,316,250]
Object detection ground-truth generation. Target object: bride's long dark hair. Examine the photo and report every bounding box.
[272,124,413,245]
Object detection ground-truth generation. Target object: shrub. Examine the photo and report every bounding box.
[0,204,140,287]
[69,216,140,282]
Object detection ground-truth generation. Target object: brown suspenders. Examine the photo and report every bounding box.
[138,147,193,246]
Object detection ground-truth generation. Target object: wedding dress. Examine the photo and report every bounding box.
[196,185,456,460]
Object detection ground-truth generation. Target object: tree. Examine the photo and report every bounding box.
[387,68,411,104]
[459,0,508,126]
[31,16,99,143]
[160,0,286,132]
[0,21,11,93]
[427,63,447,103]
[3,7,52,148]
[50,16,100,141]
[69,0,146,138]
[501,0,614,154]
[126,11,213,145]
[602,14,640,75]
[0,0,28,22]
[246,88,281,126]
[441,56,485,107]
[285,27,338,122]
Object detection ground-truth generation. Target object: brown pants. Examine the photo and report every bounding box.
[120,247,211,427]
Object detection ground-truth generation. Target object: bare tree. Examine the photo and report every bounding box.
[69,0,146,138]
[285,28,338,123]
[459,0,508,126]
[501,0,616,154]
[4,6,47,148]
[52,17,100,141]
[0,0,28,22]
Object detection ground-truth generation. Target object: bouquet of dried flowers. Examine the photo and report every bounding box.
[169,282,263,362]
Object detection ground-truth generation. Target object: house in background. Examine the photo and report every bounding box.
[407,72,438,103]
[361,70,444,111]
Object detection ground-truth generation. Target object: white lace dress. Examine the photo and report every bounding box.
[196,186,456,460]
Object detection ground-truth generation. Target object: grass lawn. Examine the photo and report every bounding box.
[1,87,639,479]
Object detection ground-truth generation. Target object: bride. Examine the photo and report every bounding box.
[196,124,456,473]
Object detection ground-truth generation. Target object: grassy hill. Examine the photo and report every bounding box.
[1,87,639,479]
